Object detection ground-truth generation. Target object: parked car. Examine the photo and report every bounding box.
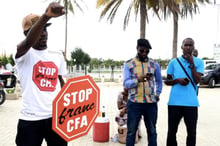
[200,63,220,88]
[203,59,219,67]
[204,63,220,71]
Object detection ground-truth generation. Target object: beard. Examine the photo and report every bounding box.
[138,53,147,62]
[33,41,47,50]
[39,43,47,48]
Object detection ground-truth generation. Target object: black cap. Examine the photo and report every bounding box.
[137,38,152,49]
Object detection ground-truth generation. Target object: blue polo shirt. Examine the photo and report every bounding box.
[167,56,204,107]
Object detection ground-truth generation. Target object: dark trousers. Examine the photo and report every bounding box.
[16,118,67,146]
[126,100,158,146]
[166,106,198,146]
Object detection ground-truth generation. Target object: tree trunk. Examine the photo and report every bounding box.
[64,0,68,60]
[140,0,146,39]
[172,12,178,59]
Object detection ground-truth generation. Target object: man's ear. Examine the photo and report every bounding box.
[181,45,183,50]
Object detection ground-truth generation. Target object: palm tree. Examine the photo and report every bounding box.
[96,0,161,38]
[57,0,85,60]
[97,0,210,58]
[160,0,210,58]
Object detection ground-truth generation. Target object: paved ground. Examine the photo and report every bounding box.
[0,82,220,146]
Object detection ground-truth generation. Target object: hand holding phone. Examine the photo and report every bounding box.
[184,78,189,82]
[144,73,153,81]
[184,78,190,84]
[146,73,153,77]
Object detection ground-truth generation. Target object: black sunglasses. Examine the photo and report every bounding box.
[139,49,149,54]
[184,44,193,47]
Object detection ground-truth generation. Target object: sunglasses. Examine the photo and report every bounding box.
[184,44,193,47]
[139,49,149,54]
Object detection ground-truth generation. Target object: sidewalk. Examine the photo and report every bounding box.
[0,82,220,146]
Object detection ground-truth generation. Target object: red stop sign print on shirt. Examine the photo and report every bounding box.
[33,61,58,91]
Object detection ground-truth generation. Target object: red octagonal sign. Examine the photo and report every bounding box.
[52,75,100,142]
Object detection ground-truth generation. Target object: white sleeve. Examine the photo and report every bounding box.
[58,53,67,76]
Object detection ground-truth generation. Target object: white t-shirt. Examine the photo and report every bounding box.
[15,48,67,121]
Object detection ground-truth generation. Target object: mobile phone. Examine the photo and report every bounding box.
[184,78,190,82]
[146,73,153,77]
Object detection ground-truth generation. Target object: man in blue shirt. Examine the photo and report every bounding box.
[123,38,163,146]
[164,38,204,146]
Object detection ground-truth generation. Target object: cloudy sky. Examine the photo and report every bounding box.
[0,0,220,61]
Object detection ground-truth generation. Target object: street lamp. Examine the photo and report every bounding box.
[73,58,76,77]
[73,58,76,70]
[85,64,88,75]
[98,59,103,78]
[111,65,115,82]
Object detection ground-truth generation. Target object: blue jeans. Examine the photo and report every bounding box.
[126,100,158,146]
[166,106,198,146]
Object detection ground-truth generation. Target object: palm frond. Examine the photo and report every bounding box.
[161,0,180,18]
[197,0,211,4]
[96,0,111,8]
[180,1,199,19]
[99,0,117,19]
[107,0,123,23]
[73,0,85,14]
[56,0,87,15]
[69,1,74,14]
[133,0,139,20]
[98,0,122,23]
[124,1,133,30]
[146,0,161,20]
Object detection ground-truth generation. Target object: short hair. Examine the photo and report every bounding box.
[182,38,195,46]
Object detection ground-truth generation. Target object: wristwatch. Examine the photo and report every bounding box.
[189,63,194,69]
